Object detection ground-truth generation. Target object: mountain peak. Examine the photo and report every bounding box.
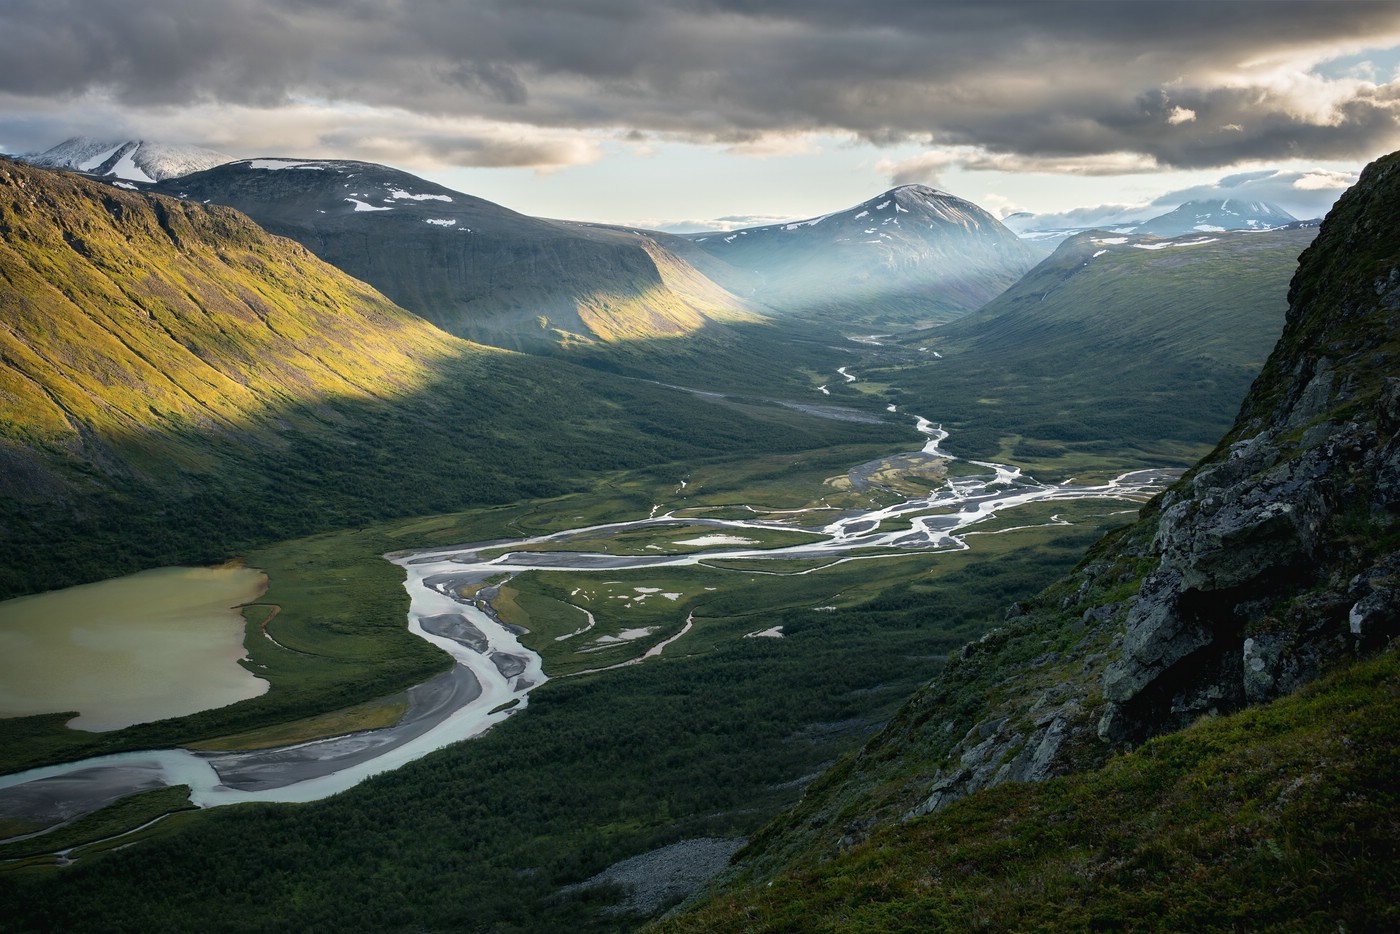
[20,137,233,182]
[884,183,956,200]
[1135,197,1297,237]
[686,183,1038,326]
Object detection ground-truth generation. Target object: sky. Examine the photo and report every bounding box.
[2,0,1399,230]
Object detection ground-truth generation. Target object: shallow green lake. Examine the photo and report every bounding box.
[0,566,268,731]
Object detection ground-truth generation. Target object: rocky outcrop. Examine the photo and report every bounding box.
[1098,151,1400,744]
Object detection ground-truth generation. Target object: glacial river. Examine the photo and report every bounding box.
[0,417,1177,846]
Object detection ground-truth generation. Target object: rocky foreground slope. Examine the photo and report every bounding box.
[659,151,1400,929]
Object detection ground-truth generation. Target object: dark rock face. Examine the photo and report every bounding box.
[1098,153,1400,745]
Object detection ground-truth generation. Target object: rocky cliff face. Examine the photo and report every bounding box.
[729,151,1400,875]
[1099,152,1400,744]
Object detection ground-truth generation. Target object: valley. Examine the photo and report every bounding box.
[2,146,1391,934]
[0,416,1170,835]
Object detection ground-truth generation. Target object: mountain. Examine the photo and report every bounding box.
[869,225,1318,470]
[1001,209,1144,247]
[1003,200,1306,246]
[0,159,860,598]
[19,137,232,182]
[1134,197,1299,237]
[684,184,1040,327]
[151,159,757,350]
[660,151,1400,930]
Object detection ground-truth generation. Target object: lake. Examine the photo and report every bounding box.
[0,565,269,731]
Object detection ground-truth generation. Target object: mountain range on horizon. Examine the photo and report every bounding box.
[14,136,1309,259]
[18,136,233,183]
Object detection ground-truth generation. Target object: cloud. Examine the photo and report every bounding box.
[2,1,1399,173]
[878,148,1160,187]
[0,94,605,172]
[1009,166,1360,230]
[1144,167,1358,217]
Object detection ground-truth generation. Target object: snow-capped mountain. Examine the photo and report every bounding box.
[21,137,233,182]
[1002,197,1302,246]
[1133,198,1298,237]
[1000,210,1144,247]
[685,184,1040,326]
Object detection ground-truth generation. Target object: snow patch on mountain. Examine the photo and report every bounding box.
[21,137,233,181]
[246,159,326,171]
[388,188,453,202]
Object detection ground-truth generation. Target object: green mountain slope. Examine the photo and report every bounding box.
[0,160,895,598]
[657,153,1400,929]
[153,160,759,350]
[870,225,1317,471]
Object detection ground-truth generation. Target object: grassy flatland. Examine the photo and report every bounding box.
[495,497,1142,676]
[0,497,1126,932]
[0,785,196,867]
[184,693,409,753]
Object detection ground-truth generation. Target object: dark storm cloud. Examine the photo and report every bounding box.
[3,0,1399,168]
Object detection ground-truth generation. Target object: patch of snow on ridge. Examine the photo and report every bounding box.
[247,159,325,170]
[1130,237,1218,251]
[876,200,892,210]
[424,218,456,226]
[1092,249,1108,258]
[782,214,829,230]
[109,150,154,183]
[346,198,392,212]
[79,145,122,172]
[388,188,453,202]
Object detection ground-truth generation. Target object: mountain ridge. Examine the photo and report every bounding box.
[151,158,760,350]
[863,224,1316,473]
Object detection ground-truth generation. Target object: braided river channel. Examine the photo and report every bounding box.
[0,417,1178,850]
